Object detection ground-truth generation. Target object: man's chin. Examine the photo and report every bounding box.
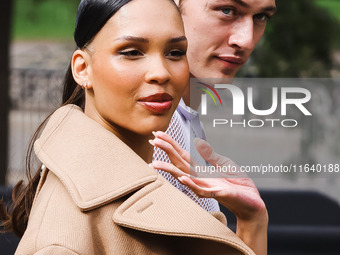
[191,73,236,83]
[190,66,237,80]
[220,68,239,79]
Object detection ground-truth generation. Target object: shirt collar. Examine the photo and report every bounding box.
[177,98,200,121]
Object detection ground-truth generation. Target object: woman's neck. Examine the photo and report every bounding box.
[84,102,154,163]
[116,131,154,163]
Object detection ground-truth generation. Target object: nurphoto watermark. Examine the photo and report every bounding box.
[189,78,340,178]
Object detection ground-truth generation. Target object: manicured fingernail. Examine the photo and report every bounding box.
[152,131,157,137]
[149,139,155,146]
[148,163,153,168]
[178,177,183,183]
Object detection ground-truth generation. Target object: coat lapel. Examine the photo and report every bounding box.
[34,105,254,255]
[34,105,158,211]
[113,175,255,255]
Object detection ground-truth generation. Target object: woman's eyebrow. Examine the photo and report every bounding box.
[114,36,187,44]
[169,36,187,43]
[114,36,149,43]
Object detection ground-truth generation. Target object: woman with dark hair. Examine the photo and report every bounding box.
[1,0,262,254]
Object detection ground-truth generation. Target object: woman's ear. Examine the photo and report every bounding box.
[71,49,92,89]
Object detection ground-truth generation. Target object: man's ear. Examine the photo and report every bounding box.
[71,49,92,89]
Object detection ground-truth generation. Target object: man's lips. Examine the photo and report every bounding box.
[218,56,245,64]
[216,56,245,69]
[137,93,173,114]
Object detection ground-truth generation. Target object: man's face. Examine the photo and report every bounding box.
[179,0,276,78]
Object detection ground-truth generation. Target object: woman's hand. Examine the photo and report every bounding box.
[150,131,268,255]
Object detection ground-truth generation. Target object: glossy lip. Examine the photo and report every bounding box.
[137,93,173,114]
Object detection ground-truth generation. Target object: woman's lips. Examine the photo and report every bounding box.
[137,93,173,114]
[139,101,173,114]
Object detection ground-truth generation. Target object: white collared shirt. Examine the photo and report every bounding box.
[153,99,220,212]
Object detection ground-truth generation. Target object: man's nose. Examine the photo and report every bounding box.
[145,56,171,85]
[228,17,255,50]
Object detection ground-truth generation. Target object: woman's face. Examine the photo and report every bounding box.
[83,0,189,137]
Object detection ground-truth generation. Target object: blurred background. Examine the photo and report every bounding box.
[0,0,339,254]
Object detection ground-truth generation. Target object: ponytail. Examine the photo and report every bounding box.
[0,63,85,237]
[0,0,136,238]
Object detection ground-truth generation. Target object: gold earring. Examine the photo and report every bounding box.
[81,82,87,90]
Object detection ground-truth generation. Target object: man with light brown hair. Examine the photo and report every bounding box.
[152,1,276,254]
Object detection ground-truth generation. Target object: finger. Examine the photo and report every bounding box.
[178,176,224,198]
[151,161,190,179]
[152,138,191,174]
[219,169,250,179]
[153,131,200,176]
[194,138,232,166]
[226,177,256,189]
[151,137,191,175]
[152,131,200,177]
[186,176,226,188]
[194,138,249,178]
[153,131,191,163]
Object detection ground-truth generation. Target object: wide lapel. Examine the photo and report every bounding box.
[34,105,158,211]
[113,175,255,255]
[34,105,254,255]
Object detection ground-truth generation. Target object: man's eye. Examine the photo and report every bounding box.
[118,50,142,57]
[221,8,235,16]
[254,13,270,22]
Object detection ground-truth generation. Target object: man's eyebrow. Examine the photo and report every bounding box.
[115,36,149,43]
[262,6,277,13]
[230,0,277,13]
[231,0,250,8]
[169,36,187,43]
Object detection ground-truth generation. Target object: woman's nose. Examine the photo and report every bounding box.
[145,56,171,85]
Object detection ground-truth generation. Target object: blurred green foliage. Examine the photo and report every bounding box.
[12,0,78,40]
[240,0,340,78]
[11,0,340,78]
[315,0,340,20]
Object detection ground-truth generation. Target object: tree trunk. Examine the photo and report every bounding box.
[0,0,12,185]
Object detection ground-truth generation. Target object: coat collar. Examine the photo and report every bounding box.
[34,105,158,211]
[112,177,255,255]
[35,105,254,254]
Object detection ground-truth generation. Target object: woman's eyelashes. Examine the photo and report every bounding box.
[118,49,143,59]
[166,49,186,59]
[117,48,186,60]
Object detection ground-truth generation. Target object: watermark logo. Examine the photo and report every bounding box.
[196,82,222,115]
[197,82,312,128]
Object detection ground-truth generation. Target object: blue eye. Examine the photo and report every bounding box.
[221,8,234,16]
[254,13,270,22]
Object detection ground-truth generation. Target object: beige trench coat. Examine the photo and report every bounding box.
[15,105,255,255]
